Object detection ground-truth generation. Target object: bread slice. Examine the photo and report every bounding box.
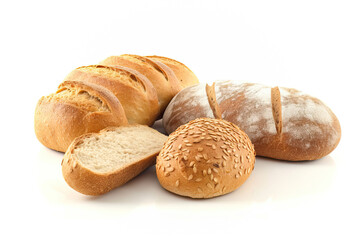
[62,125,168,195]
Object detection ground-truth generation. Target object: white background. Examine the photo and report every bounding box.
[1,0,359,239]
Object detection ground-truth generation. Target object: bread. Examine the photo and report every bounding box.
[156,118,255,198]
[156,83,255,198]
[35,54,199,152]
[163,80,341,161]
[64,65,160,125]
[62,125,168,195]
[34,81,128,152]
[146,55,199,89]
[99,54,182,113]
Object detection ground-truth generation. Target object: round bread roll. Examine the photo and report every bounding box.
[156,118,256,198]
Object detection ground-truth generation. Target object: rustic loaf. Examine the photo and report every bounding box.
[99,54,183,113]
[163,80,341,161]
[34,81,128,152]
[62,125,168,196]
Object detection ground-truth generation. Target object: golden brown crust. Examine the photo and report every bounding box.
[64,65,160,125]
[162,81,341,161]
[156,118,255,198]
[271,86,283,134]
[206,83,222,119]
[146,55,199,88]
[61,126,165,195]
[34,81,128,152]
[100,55,182,114]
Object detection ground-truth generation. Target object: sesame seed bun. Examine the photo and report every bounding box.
[156,118,256,199]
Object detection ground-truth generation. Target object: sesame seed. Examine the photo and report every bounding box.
[220,145,227,149]
[175,180,180,187]
[189,161,195,167]
[210,174,214,180]
[162,166,165,172]
[198,147,203,152]
[235,174,239,179]
[184,139,190,143]
[195,178,202,182]
[193,166,197,173]
[178,144,182,150]
[188,174,193,180]
[212,168,219,173]
[212,145,216,150]
[165,172,170,177]
[222,161,226,167]
[208,168,212,174]
[222,155,228,161]
[185,143,192,147]
[234,164,238,169]
[183,156,188,161]
[203,170,207,176]
[168,167,174,172]
[213,177,218,183]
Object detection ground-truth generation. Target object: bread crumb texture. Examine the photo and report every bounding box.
[73,125,167,173]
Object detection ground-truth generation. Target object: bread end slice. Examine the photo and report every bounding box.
[62,125,167,195]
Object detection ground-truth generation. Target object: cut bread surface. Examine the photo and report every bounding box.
[73,125,168,173]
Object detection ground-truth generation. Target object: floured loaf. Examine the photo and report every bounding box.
[163,81,341,161]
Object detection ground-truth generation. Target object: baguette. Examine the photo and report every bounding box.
[62,125,168,195]
[100,54,182,113]
[34,81,128,152]
[163,81,341,161]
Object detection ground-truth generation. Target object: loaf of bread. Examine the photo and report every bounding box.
[99,54,183,113]
[163,80,341,161]
[157,83,255,198]
[62,125,168,195]
[35,81,128,152]
[35,54,199,152]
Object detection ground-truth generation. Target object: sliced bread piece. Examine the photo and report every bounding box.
[62,125,168,195]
